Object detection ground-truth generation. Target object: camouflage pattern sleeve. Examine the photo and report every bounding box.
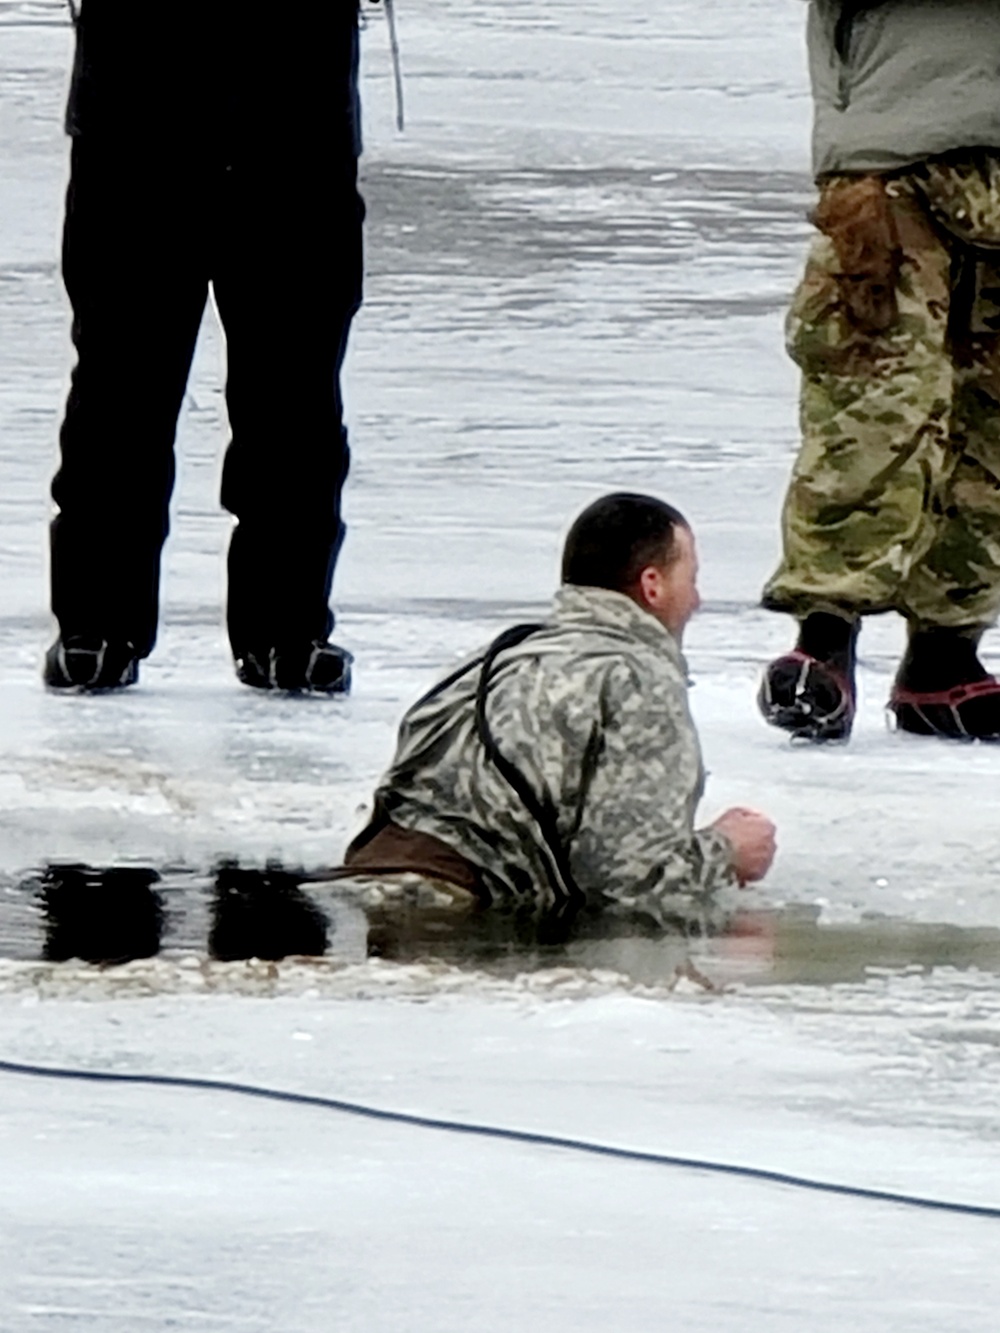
[567,658,737,925]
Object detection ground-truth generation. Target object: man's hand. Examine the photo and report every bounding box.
[711,807,776,886]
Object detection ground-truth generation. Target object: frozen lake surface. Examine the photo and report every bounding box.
[0,0,999,1328]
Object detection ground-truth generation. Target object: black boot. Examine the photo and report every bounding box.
[758,611,858,742]
[44,636,139,692]
[234,640,353,695]
[889,625,1000,739]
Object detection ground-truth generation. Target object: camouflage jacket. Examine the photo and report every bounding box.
[369,586,736,925]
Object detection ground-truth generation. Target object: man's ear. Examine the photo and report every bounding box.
[636,563,664,609]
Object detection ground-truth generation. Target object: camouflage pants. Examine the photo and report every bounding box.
[763,164,1000,629]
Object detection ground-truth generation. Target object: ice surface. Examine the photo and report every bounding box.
[3,985,1000,1330]
[0,1,999,1328]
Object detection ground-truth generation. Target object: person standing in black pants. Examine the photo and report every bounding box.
[45,0,364,693]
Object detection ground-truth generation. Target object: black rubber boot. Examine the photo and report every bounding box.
[43,636,139,692]
[889,625,1000,739]
[758,612,858,742]
[234,641,353,695]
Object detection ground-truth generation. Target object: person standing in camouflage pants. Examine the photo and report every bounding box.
[343,494,776,928]
[760,0,1000,741]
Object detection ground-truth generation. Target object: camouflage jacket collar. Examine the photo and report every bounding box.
[550,585,686,667]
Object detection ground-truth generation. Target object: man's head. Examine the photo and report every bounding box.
[561,492,700,638]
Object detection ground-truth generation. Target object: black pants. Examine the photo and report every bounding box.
[51,134,363,660]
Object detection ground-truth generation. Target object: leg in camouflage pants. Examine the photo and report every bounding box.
[760,167,1000,739]
[764,177,1000,629]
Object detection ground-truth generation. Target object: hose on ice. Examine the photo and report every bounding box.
[1,1056,998,1221]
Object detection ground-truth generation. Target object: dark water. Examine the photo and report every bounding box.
[365,897,1000,989]
[5,862,1000,988]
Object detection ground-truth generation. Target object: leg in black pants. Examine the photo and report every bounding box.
[50,139,208,671]
[216,153,363,676]
[48,142,361,691]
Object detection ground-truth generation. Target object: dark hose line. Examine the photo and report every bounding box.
[1,1057,997,1221]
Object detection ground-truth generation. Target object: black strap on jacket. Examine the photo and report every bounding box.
[474,624,585,907]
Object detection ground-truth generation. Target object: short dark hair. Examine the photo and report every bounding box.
[561,492,687,593]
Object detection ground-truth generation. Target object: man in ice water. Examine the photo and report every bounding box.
[45,1,364,693]
[760,0,1000,740]
[344,494,776,925]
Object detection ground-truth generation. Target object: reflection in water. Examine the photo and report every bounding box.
[715,907,1000,987]
[23,861,331,966]
[39,864,164,965]
[358,897,1000,988]
[10,862,1000,987]
[209,861,329,961]
[368,895,667,962]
